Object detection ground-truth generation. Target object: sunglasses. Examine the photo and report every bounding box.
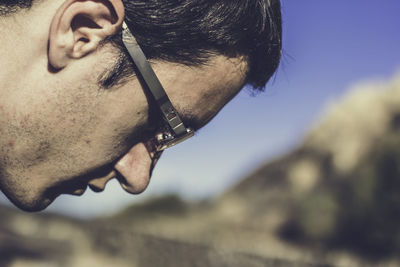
[121,22,194,152]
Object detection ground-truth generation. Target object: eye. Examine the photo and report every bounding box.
[144,117,163,135]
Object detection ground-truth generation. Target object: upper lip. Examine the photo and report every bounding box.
[87,170,118,193]
[88,183,104,193]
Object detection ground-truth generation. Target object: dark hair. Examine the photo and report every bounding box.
[1,0,282,91]
[102,0,282,91]
[0,0,34,15]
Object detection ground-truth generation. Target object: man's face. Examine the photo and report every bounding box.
[0,47,247,211]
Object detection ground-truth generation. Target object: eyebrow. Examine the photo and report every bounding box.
[146,103,200,134]
[180,113,202,132]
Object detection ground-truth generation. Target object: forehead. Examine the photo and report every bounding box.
[152,55,248,130]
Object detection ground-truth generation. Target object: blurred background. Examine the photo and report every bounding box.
[1,0,400,266]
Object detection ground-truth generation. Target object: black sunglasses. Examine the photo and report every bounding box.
[121,22,194,152]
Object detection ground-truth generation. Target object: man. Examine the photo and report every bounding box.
[0,0,282,211]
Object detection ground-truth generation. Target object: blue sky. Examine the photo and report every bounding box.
[2,0,400,217]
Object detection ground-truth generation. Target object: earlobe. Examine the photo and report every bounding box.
[48,0,124,69]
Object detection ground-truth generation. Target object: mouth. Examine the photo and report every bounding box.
[46,178,89,199]
[68,184,88,196]
[59,178,89,196]
[47,162,118,199]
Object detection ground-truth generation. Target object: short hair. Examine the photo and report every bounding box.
[0,0,34,15]
[1,0,282,91]
[102,0,282,92]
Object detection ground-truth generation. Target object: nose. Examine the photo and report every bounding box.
[88,142,161,194]
[114,142,161,194]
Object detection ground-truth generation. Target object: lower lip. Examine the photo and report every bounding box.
[70,185,88,196]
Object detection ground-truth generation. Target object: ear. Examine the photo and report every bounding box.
[48,0,124,69]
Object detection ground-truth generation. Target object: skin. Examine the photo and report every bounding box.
[0,0,248,211]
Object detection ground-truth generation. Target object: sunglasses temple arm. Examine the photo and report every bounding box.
[122,22,187,137]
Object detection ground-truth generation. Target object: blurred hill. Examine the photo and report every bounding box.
[0,202,318,267]
[2,72,400,266]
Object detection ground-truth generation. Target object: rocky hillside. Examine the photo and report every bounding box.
[217,73,400,264]
[2,73,400,267]
[0,202,321,267]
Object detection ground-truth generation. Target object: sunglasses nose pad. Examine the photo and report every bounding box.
[144,133,166,156]
[144,138,160,158]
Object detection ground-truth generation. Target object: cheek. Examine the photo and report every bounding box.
[0,79,150,194]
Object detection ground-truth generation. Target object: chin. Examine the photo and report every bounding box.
[3,190,56,212]
[13,198,54,212]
